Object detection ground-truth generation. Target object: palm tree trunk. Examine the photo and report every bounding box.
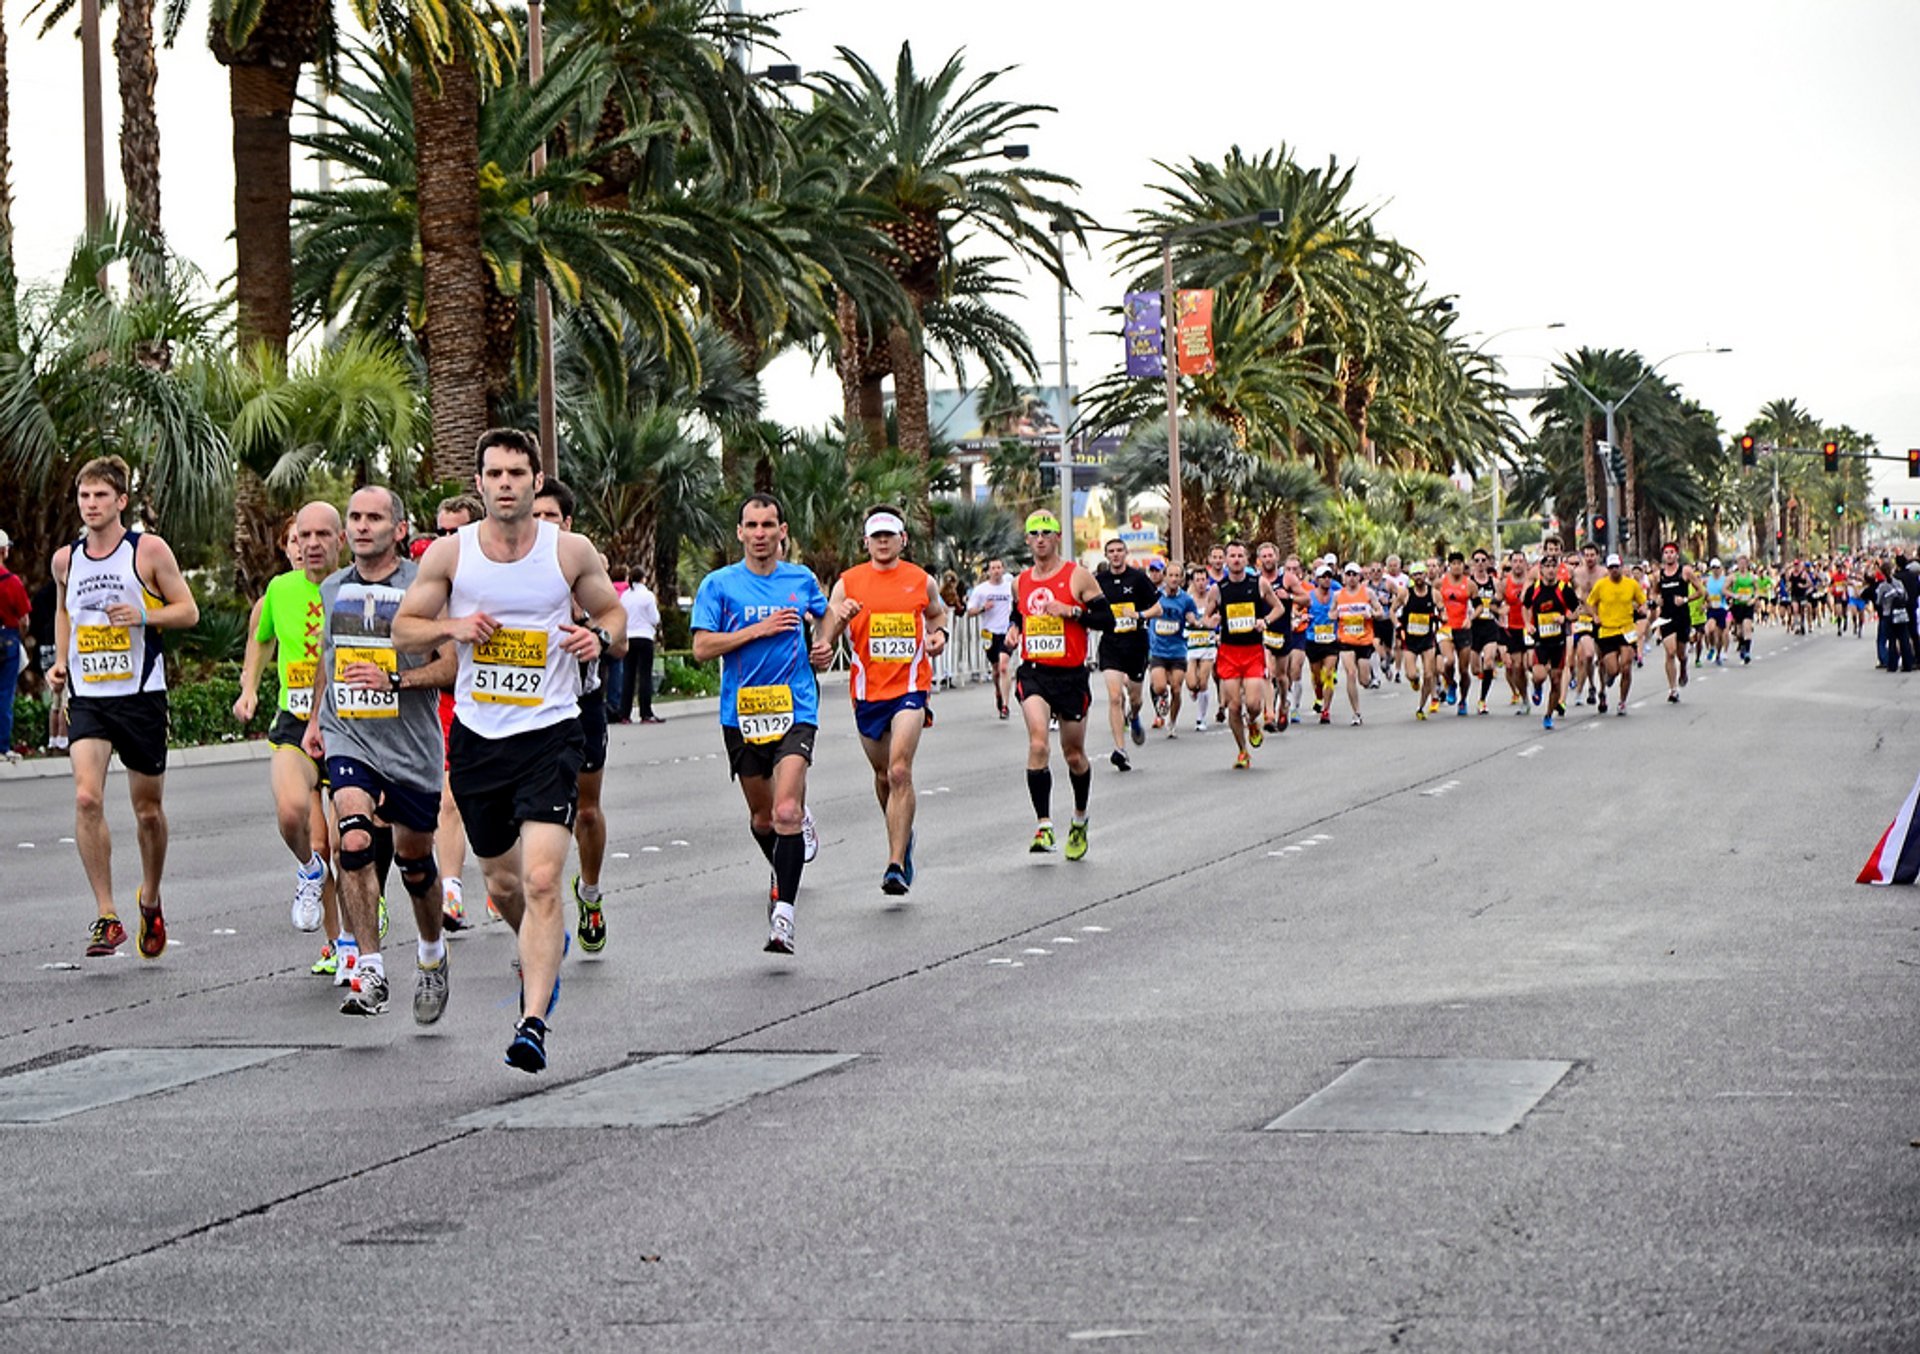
[413,56,490,485]
[232,465,283,595]
[113,0,162,260]
[836,293,887,454]
[229,61,299,356]
[1580,415,1597,534]
[0,0,15,351]
[1622,416,1639,556]
[887,320,930,464]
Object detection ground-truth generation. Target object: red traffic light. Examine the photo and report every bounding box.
[1738,435,1757,468]
[1822,440,1839,473]
[1908,448,1920,479]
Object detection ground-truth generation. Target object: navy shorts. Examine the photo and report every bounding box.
[853,690,928,742]
[326,756,439,834]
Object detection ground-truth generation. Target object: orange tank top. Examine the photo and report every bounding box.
[1334,586,1374,646]
[843,560,933,701]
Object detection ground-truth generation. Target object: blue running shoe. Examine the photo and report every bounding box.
[881,865,909,896]
[903,830,917,887]
[513,929,569,1020]
[505,1017,547,1073]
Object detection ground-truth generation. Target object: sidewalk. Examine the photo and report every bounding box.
[1,676,855,783]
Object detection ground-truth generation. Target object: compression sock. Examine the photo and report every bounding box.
[1069,767,1092,816]
[771,831,805,904]
[1478,672,1494,702]
[371,823,394,899]
[1194,690,1210,722]
[752,826,777,865]
[1026,767,1053,821]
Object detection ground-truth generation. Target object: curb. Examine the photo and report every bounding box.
[0,674,853,783]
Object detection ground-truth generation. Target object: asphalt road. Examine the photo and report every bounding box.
[1,627,1915,1352]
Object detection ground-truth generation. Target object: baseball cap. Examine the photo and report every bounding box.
[1709,557,1722,567]
[1146,557,1167,571]
[1408,560,1428,575]
[1024,510,1061,534]
[1341,561,1360,575]
[1605,552,1623,566]
[0,529,10,549]
[1313,564,1334,578]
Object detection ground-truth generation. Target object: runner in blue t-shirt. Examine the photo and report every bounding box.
[1144,559,1198,735]
[690,493,831,956]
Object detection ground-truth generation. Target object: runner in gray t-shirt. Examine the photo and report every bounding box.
[303,487,456,1023]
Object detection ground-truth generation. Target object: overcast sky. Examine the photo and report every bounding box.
[11,0,1919,496]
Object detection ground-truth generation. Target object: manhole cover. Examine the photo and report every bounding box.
[456,1052,859,1130]
[1263,1057,1573,1135]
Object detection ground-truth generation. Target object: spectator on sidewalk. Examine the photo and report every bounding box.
[616,566,663,724]
[0,530,31,760]
[1875,567,1914,672]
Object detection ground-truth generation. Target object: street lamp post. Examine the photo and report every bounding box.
[1563,347,1731,557]
[1054,223,1074,547]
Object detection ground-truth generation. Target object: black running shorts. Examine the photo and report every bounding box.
[449,718,584,860]
[68,691,169,777]
[1015,662,1091,722]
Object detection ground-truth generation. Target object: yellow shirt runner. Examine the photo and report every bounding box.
[1586,576,1645,639]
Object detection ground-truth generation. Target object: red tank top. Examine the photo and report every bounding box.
[1504,576,1527,628]
[1016,563,1089,667]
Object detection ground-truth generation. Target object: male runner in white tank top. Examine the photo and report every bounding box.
[48,455,199,961]
[395,429,626,1073]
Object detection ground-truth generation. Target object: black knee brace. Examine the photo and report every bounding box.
[396,851,439,902]
[337,813,378,874]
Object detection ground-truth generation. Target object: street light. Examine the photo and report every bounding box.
[1161,209,1280,566]
[1561,346,1732,557]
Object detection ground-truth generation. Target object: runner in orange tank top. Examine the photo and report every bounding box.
[815,507,948,896]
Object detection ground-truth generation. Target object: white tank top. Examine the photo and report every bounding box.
[65,531,166,696]
[450,519,581,736]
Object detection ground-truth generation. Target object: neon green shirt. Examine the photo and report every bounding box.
[256,571,324,718]
[1728,572,1759,604]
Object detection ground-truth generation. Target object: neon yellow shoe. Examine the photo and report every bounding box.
[1064,818,1089,861]
[1029,824,1056,854]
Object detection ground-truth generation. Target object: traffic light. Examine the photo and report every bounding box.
[1822,440,1839,474]
[1908,448,1919,479]
[1608,447,1627,483]
[1590,511,1610,542]
[1884,497,1893,515]
[1738,435,1757,468]
[1834,502,1845,517]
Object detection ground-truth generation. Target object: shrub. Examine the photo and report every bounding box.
[657,653,720,698]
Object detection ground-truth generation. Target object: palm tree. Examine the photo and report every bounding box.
[560,398,722,594]
[770,427,924,584]
[926,496,1021,584]
[814,42,1082,463]
[1106,414,1265,558]
[0,0,17,352]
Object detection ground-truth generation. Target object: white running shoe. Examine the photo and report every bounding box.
[291,857,326,933]
[765,902,796,955]
[800,808,819,863]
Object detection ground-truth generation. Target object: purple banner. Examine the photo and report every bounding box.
[1124,290,1165,378]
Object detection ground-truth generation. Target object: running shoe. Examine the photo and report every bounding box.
[413,948,451,1025]
[997,702,1009,720]
[1276,711,1289,732]
[1152,715,1165,729]
[377,896,389,942]
[85,914,126,958]
[881,864,910,896]
[1194,715,1206,733]
[1415,707,1427,722]
[1029,825,1057,854]
[334,942,358,988]
[1455,702,1468,718]
[1445,682,1457,705]
[1599,693,1609,714]
[1543,713,1554,732]
[1428,698,1441,714]
[1319,708,1331,725]
[1477,701,1489,716]
[311,943,339,977]
[1351,714,1363,727]
[1064,818,1089,862]
[1667,690,1680,703]
[442,880,470,932]
[291,857,326,932]
[340,964,389,1016]
[1248,722,1264,749]
[486,896,503,923]
[573,874,606,953]
[1616,704,1628,717]
[1510,692,1523,706]
[1216,707,1226,723]
[1530,683,1543,707]
[903,830,917,887]
[801,808,819,862]
[1129,711,1145,746]
[1110,749,1131,772]
[766,902,796,954]
[505,1016,548,1073]
[1234,750,1251,770]
[135,890,167,960]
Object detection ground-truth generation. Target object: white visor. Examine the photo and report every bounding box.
[864,512,906,537]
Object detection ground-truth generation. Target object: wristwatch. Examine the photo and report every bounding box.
[590,625,613,651]
[388,669,403,693]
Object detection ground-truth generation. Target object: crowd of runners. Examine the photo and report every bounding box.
[33,437,1912,1074]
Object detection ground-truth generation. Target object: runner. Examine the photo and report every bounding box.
[964,558,1017,719]
[1183,566,1217,731]
[1399,562,1440,718]
[1203,542,1287,764]
[1145,558,1197,734]
[233,500,344,957]
[1303,566,1341,725]
[427,493,483,932]
[683,492,829,957]
[303,487,459,1021]
[1092,537,1159,771]
[1569,542,1603,704]
[1523,536,1580,731]
[1583,551,1646,716]
[1007,510,1112,856]
[531,479,614,953]
[1375,555,1409,686]
[1652,542,1705,703]
[1438,551,1473,714]
[395,428,626,1071]
[1333,562,1388,726]
[1501,551,1533,710]
[814,506,948,895]
[49,456,200,960]
[1466,548,1504,714]
[1702,558,1730,666]
[1726,554,1759,663]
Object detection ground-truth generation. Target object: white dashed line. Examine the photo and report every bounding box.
[611,852,631,860]
[1517,745,1543,758]
[1021,947,1051,956]
[1421,780,1462,797]
[1079,925,1110,933]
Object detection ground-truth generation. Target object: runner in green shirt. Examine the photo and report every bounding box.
[235,501,345,963]
[1726,555,1760,664]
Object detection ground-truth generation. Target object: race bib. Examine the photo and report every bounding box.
[1537,613,1563,639]
[284,661,316,718]
[1153,618,1182,637]
[1264,629,1288,651]
[76,625,134,683]
[334,645,398,719]
[866,612,918,662]
[1111,602,1138,634]
[1312,623,1335,645]
[1226,601,1258,634]
[1024,614,1066,659]
[1573,616,1595,633]
[1405,616,1431,636]
[1338,609,1367,641]
[472,628,547,707]
[1185,628,1215,649]
[737,684,794,744]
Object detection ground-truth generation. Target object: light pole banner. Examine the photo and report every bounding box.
[1123,291,1165,378]
[1175,289,1215,375]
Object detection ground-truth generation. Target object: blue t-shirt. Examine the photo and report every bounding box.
[691,560,829,730]
[1147,591,1199,660]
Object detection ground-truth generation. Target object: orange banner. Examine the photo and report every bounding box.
[1175,289,1215,376]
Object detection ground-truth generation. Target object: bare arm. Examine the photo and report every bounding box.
[692,611,800,664]
[48,548,72,690]
[924,576,949,656]
[234,595,272,722]
[559,533,627,660]
[140,538,199,630]
[392,535,478,653]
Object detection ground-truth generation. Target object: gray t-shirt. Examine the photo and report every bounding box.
[317,557,442,791]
